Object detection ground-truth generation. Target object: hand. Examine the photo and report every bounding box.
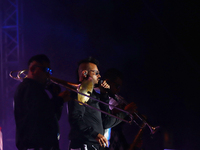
[124,102,137,114]
[46,83,61,96]
[99,80,110,94]
[95,133,108,148]
[58,90,71,102]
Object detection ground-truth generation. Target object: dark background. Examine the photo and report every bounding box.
[3,0,200,149]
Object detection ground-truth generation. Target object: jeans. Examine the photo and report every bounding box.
[20,147,59,150]
[69,140,100,150]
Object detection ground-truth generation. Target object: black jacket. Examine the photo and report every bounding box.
[14,78,64,149]
[68,90,125,147]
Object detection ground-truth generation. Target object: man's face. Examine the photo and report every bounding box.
[87,63,101,85]
[109,77,123,94]
[30,61,51,84]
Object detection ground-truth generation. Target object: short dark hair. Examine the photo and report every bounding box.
[76,57,99,82]
[78,56,99,67]
[28,54,50,66]
[103,68,124,82]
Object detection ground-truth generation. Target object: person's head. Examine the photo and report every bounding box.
[27,54,52,84]
[103,68,123,94]
[78,57,101,85]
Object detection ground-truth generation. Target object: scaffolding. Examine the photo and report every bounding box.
[0,0,23,149]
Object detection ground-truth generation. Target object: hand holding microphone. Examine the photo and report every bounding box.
[100,80,110,89]
[99,80,112,95]
[98,79,118,100]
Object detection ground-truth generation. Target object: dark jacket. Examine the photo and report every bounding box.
[68,90,125,148]
[14,78,64,149]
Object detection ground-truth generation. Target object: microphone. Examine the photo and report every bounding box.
[98,80,119,101]
[98,79,103,85]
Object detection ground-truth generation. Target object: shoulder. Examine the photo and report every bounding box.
[15,78,44,95]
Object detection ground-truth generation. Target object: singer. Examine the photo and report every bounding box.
[67,57,128,150]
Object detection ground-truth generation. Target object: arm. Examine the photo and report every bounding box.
[52,96,64,120]
[102,109,126,129]
[46,83,71,120]
[14,81,56,141]
[99,94,128,129]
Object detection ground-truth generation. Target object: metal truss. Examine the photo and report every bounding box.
[0,0,23,149]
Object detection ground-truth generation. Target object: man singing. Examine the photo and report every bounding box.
[67,57,127,150]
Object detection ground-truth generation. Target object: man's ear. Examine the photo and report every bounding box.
[82,70,88,78]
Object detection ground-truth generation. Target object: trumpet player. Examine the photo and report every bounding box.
[100,68,138,150]
[14,54,70,150]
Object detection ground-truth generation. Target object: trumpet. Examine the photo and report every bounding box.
[48,76,134,124]
[9,70,160,134]
[112,94,160,134]
[133,112,160,134]
[9,70,133,124]
[9,70,28,81]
